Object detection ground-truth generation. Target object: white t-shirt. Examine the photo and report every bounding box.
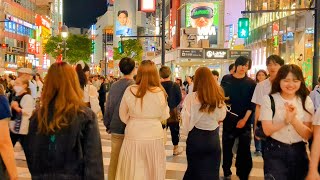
[260,93,314,144]
[29,80,37,99]
[84,84,101,114]
[181,92,227,136]
[313,107,320,125]
[251,78,272,105]
[310,86,320,110]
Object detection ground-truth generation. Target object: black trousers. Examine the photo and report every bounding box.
[99,102,105,116]
[10,132,27,148]
[222,127,252,180]
[167,122,180,146]
[264,138,308,180]
[183,127,221,180]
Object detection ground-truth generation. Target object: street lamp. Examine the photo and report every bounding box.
[61,24,69,60]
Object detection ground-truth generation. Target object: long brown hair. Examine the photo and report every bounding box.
[37,62,86,134]
[270,64,312,115]
[193,67,226,113]
[132,60,167,108]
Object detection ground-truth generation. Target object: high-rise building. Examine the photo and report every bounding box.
[0,0,62,74]
[0,0,38,72]
[51,0,63,35]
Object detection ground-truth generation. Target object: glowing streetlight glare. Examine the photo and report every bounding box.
[61,24,69,39]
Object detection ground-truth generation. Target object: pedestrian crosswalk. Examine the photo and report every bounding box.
[16,120,264,180]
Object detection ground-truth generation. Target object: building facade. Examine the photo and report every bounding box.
[0,0,62,74]
[245,0,314,86]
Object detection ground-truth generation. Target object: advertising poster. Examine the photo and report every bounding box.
[115,10,132,36]
[186,2,220,45]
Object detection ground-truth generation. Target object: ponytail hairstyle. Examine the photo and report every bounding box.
[75,61,90,89]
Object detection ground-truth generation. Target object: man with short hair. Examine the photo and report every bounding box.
[251,55,285,156]
[212,70,219,82]
[104,57,136,180]
[221,56,256,180]
[159,66,183,155]
[17,68,37,99]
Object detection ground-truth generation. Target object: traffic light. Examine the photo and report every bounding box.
[1,44,8,48]
[118,41,124,54]
[238,18,249,38]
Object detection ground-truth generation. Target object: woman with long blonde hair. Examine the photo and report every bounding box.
[181,67,227,180]
[23,62,104,179]
[115,60,170,180]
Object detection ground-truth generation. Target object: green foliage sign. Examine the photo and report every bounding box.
[113,39,143,63]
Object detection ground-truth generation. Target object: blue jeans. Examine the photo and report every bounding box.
[251,112,262,152]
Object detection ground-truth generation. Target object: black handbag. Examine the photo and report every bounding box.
[254,95,275,140]
[0,154,9,180]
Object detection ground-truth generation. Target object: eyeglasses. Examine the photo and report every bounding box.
[191,6,214,19]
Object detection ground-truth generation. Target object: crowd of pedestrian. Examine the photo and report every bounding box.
[0,54,319,180]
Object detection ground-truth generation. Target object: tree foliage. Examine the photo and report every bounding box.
[113,39,143,63]
[44,34,92,64]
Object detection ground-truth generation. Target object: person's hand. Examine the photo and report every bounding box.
[11,101,18,108]
[236,119,247,129]
[285,103,296,124]
[306,169,320,180]
[254,135,261,140]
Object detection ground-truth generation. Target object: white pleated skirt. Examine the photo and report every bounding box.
[115,119,166,180]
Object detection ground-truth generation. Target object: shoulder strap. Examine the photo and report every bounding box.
[269,95,275,118]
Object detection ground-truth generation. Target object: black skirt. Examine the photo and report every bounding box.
[184,127,221,180]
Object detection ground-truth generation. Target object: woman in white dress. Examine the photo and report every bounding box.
[75,61,101,114]
[115,60,170,180]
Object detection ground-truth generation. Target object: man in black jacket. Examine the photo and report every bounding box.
[160,66,183,155]
[221,56,256,180]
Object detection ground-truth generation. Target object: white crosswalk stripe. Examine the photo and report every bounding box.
[16,120,264,180]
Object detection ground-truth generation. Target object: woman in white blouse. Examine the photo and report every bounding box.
[115,60,170,180]
[181,67,227,180]
[261,64,314,180]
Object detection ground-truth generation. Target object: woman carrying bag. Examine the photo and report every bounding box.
[0,84,18,180]
[261,64,314,180]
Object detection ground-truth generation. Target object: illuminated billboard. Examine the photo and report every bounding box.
[116,10,133,36]
[185,2,220,45]
[141,0,156,12]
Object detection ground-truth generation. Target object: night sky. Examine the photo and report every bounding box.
[64,0,108,28]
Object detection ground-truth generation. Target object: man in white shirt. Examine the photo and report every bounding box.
[310,76,320,111]
[17,68,37,99]
[251,55,284,155]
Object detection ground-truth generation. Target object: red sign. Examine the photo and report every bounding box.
[28,39,36,54]
[36,42,40,54]
[35,14,51,29]
[141,0,156,12]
